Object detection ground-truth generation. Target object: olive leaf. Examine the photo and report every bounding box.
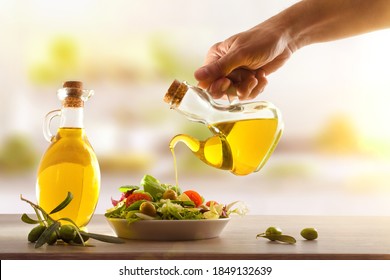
[257,234,296,244]
[35,221,60,248]
[83,232,125,244]
[21,213,41,224]
[49,192,73,214]
[20,194,53,223]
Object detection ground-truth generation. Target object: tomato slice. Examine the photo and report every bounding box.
[205,200,219,207]
[183,190,203,207]
[125,193,152,207]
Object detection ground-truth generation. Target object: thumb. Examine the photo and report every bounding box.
[194,53,241,83]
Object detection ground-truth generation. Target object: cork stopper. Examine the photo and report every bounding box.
[163,80,188,108]
[58,81,85,108]
[63,81,83,90]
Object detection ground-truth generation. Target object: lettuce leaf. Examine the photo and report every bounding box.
[105,201,126,218]
[158,200,203,220]
[140,174,166,201]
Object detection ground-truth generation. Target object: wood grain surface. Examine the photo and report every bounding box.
[1,214,389,260]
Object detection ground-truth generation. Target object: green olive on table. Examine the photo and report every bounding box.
[28,225,47,243]
[256,226,296,244]
[59,225,77,243]
[72,232,90,244]
[46,231,58,245]
[265,226,283,236]
[300,227,318,240]
[265,226,283,240]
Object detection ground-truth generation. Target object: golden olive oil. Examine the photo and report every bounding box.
[170,118,280,176]
[36,128,100,227]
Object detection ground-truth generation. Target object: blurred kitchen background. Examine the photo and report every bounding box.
[1,0,390,216]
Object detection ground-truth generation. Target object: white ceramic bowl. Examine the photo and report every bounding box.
[106,217,230,241]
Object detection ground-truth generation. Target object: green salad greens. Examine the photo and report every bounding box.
[105,175,247,223]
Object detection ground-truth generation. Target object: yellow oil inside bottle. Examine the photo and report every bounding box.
[36,128,100,227]
[170,118,280,177]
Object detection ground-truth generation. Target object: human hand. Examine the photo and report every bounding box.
[194,21,294,100]
[195,0,390,101]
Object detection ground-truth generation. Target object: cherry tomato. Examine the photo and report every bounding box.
[184,190,203,207]
[125,193,152,207]
[205,200,219,207]
[122,190,133,200]
[112,190,136,206]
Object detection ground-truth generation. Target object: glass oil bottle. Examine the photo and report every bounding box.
[164,80,283,177]
[36,81,100,228]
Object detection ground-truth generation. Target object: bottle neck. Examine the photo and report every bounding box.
[165,80,239,124]
[173,85,215,123]
[60,107,84,128]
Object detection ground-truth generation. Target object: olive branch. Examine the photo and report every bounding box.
[21,192,124,248]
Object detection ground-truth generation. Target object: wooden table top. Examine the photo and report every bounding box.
[1,214,389,260]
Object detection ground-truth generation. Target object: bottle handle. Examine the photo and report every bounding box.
[43,109,61,142]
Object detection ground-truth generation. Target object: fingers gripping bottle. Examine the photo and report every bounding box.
[164,80,283,176]
[36,81,100,227]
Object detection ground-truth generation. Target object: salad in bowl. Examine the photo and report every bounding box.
[105,175,247,240]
